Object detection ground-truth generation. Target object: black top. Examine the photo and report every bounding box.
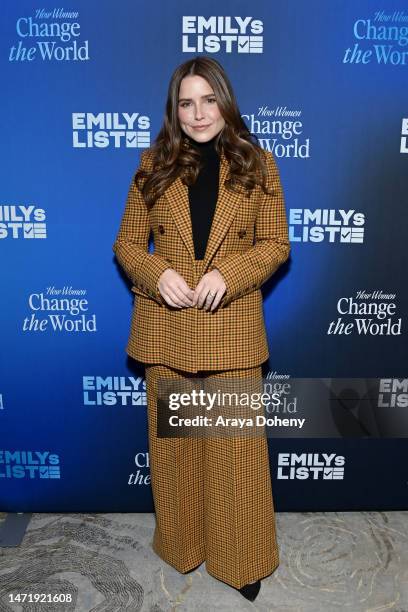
[185,132,220,260]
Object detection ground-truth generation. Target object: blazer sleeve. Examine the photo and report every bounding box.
[214,150,291,308]
[112,151,171,306]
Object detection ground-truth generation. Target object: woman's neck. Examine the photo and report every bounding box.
[185,132,219,158]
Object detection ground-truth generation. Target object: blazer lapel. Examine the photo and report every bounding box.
[164,150,243,271]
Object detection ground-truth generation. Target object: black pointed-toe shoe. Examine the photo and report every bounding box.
[237,579,261,601]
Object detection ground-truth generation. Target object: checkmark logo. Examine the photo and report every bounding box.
[126,133,137,147]
[340,228,352,242]
[24,224,34,238]
[238,39,250,53]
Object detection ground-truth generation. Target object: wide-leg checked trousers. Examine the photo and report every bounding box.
[145,361,280,589]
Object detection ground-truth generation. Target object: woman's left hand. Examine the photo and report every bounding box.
[192,269,226,311]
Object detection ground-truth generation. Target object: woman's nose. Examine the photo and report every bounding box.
[194,105,204,119]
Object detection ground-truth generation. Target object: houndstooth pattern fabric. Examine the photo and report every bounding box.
[112,147,290,372]
[144,363,280,589]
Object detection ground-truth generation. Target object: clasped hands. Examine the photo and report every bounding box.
[157,268,226,311]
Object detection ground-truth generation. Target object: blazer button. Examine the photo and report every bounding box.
[238,229,246,238]
[158,224,165,234]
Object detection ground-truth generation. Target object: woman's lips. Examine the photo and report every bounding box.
[192,125,211,131]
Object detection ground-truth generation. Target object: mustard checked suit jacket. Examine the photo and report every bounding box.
[112,147,291,373]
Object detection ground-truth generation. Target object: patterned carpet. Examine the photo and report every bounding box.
[0,511,407,611]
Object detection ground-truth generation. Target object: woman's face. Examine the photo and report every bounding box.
[177,75,225,143]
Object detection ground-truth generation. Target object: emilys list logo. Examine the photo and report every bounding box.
[72,113,150,148]
[0,205,46,240]
[277,453,345,480]
[0,451,61,479]
[182,16,263,53]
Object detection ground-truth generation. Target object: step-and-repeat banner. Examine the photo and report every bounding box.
[1,1,407,512]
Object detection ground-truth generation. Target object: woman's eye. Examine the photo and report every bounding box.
[179,99,216,108]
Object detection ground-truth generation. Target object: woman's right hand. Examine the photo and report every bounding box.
[157,269,195,308]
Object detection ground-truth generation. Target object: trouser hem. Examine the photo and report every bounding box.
[205,559,280,590]
[151,540,205,575]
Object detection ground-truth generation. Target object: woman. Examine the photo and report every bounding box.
[113,56,291,601]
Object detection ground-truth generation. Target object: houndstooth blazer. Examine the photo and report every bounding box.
[112,146,291,373]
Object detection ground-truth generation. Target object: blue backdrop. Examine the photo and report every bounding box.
[1,0,407,511]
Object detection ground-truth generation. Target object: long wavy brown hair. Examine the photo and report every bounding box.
[135,56,274,210]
